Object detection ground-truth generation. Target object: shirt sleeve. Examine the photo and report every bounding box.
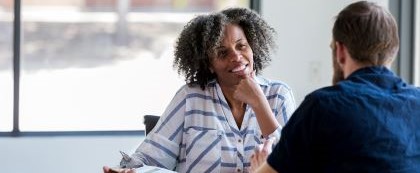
[278,85,297,124]
[123,86,188,170]
[267,95,318,172]
[266,85,297,143]
[283,87,297,122]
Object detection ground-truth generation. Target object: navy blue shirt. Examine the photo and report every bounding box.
[268,66,420,173]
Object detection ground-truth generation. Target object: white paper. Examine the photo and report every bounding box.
[135,165,177,173]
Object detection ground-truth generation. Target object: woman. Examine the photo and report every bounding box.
[104,7,296,173]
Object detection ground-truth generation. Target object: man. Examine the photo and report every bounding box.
[252,1,420,172]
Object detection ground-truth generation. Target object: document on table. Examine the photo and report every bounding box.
[118,151,175,172]
[135,165,176,173]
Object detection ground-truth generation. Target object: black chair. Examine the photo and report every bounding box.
[143,115,160,136]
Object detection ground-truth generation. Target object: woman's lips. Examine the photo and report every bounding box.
[230,64,249,76]
[231,64,247,72]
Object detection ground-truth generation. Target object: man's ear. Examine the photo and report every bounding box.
[335,42,347,67]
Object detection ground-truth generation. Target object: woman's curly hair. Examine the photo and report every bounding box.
[174,7,277,90]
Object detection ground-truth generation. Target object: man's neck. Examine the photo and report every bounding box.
[343,61,392,79]
[343,63,367,79]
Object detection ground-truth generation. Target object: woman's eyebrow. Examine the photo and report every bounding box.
[235,38,245,43]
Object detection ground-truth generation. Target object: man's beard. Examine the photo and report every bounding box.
[332,52,344,85]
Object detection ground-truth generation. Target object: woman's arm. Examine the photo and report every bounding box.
[234,76,296,137]
[105,85,223,172]
[124,86,188,170]
[234,75,279,137]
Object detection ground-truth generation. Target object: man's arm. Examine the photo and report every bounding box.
[260,94,319,173]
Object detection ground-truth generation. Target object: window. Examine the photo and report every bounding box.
[4,0,250,132]
[0,1,13,131]
[389,0,417,86]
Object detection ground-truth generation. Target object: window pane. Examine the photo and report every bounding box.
[0,1,13,131]
[20,0,249,131]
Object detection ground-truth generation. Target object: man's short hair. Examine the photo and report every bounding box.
[333,1,399,65]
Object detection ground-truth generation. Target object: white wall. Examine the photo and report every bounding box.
[261,0,388,104]
[0,1,388,173]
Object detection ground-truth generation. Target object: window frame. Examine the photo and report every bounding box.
[389,0,417,84]
[0,0,259,137]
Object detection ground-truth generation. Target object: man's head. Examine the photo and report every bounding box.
[331,1,399,84]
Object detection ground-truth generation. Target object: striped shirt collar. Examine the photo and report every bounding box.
[207,76,269,87]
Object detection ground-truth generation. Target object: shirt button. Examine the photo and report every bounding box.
[236,168,241,172]
[238,139,242,143]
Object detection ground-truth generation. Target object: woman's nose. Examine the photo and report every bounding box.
[229,50,241,61]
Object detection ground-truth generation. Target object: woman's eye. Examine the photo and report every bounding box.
[218,50,227,58]
[238,44,247,50]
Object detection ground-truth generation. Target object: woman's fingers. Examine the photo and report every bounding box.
[262,137,275,154]
[252,137,275,167]
[102,166,135,173]
[103,166,110,173]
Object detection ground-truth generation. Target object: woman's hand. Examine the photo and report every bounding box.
[103,166,136,173]
[234,71,279,136]
[233,71,265,107]
[249,138,275,172]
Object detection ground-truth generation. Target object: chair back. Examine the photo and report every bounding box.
[143,115,160,136]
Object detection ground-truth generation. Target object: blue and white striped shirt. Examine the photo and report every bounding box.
[126,77,296,173]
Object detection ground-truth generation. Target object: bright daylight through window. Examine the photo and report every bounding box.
[2,0,249,131]
[0,1,13,131]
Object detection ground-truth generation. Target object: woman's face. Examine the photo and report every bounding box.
[210,24,254,87]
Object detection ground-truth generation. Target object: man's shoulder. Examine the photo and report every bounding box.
[299,85,353,112]
[305,79,374,99]
[305,85,341,100]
